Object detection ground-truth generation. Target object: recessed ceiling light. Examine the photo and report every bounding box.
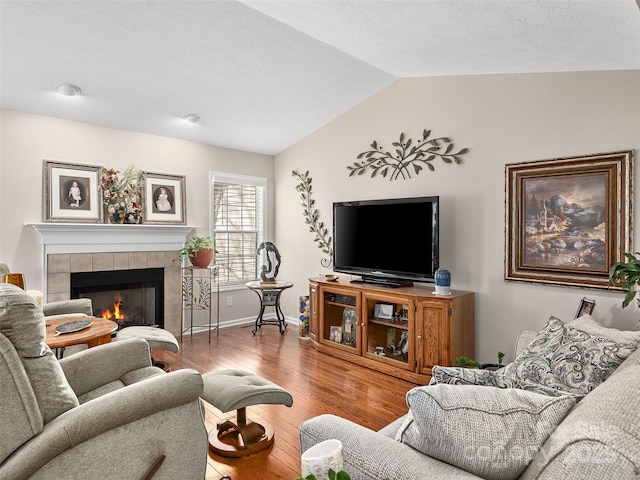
[184,114,201,124]
[56,83,81,96]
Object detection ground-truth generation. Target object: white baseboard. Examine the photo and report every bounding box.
[181,315,299,336]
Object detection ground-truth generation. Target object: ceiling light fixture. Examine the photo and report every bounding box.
[56,83,81,96]
[184,114,201,124]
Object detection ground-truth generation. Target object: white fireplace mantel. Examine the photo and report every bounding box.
[28,222,200,317]
[28,223,198,255]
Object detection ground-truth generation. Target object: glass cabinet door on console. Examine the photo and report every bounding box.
[362,292,414,371]
[318,285,361,354]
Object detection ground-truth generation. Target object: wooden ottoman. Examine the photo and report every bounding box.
[202,369,293,457]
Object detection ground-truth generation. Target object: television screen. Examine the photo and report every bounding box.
[333,196,439,286]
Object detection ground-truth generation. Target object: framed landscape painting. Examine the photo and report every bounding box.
[505,151,633,290]
[43,160,103,223]
[143,172,186,224]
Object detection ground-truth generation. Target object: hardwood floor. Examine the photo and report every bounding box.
[153,324,416,479]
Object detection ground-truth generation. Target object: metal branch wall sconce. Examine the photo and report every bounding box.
[348,129,469,180]
[292,170,333,268]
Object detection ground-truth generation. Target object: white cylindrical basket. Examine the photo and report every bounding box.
[301,439,343,478]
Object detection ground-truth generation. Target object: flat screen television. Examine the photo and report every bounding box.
[333,196,439,287]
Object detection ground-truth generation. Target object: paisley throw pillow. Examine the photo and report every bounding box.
[501,316,637,398]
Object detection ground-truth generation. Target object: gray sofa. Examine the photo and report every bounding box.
[0,283,208,479]
[300,324,640,480]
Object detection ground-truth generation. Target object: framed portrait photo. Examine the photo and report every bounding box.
[505,150,633,290]
[329,325,343,344]
[575,297,596,319]
[43,160,103,223]
[374,303,394,320]
[143,172,186,224]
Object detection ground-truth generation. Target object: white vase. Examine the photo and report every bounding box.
[301,439,343,478]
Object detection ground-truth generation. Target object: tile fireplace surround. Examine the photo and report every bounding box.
[29,223,197,335]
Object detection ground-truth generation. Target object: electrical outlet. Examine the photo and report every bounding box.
[226,296,233,307]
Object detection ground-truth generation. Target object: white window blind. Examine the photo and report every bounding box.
[210,172,266,286]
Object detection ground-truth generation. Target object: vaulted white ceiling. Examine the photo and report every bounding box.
[1,0,639,155]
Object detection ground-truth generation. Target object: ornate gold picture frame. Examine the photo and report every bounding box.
[505,150,633,290]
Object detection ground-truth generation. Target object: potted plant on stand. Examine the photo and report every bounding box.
[177,236,216,268]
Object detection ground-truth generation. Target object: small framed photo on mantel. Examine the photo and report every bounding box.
[143,172,186,224]
[43,160,103,223]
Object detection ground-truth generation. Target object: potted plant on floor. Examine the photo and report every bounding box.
[176,236,216,268]
[480,351,505,371]
[609,252,640,308]
[454,356,480,368]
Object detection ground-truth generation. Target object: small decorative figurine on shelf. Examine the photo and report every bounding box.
[258,241,281,283]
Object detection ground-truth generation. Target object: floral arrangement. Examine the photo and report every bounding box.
[100,165,144,223]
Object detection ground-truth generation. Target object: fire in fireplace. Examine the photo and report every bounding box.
[101,293,125,321]
[71,268,164,329]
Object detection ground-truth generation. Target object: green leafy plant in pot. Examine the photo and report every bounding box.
[298,469,350,480]
[609,252,640,309]
[176,236,216,268]
[453,356,480,368]
[481,351,505,371]
[297,469,389,480]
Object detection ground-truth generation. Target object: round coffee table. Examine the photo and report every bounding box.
[45,316,118,358]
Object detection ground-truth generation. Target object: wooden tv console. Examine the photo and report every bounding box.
[308,277,474,384]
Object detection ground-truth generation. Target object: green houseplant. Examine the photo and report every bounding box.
[298,470,350,480]
[298,469,389,480]
[609,252,640,308]
[453,356,480,368]
[176,236,216,268]
[480,351,505,371]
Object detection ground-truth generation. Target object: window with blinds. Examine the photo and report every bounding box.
[210,173,266,286]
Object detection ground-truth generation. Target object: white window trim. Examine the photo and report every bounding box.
[209,171,268,289]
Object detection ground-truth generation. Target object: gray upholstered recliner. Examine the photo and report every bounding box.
[0,261,93,319]
[0,283,208,479]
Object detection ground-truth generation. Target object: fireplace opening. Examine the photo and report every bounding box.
[71,268,164,329]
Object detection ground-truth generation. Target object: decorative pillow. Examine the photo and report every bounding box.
[430,365,575,398]
[502,316,637,398]
[569,314,640,345]
[0,284,78,423]
[396,384,576,480]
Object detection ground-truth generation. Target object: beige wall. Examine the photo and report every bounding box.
[2,70,639,361]
[0,109,275,324]
[274,70,640,363]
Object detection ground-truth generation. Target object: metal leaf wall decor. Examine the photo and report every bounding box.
[292,170,333,267]
[349,129,469,180]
